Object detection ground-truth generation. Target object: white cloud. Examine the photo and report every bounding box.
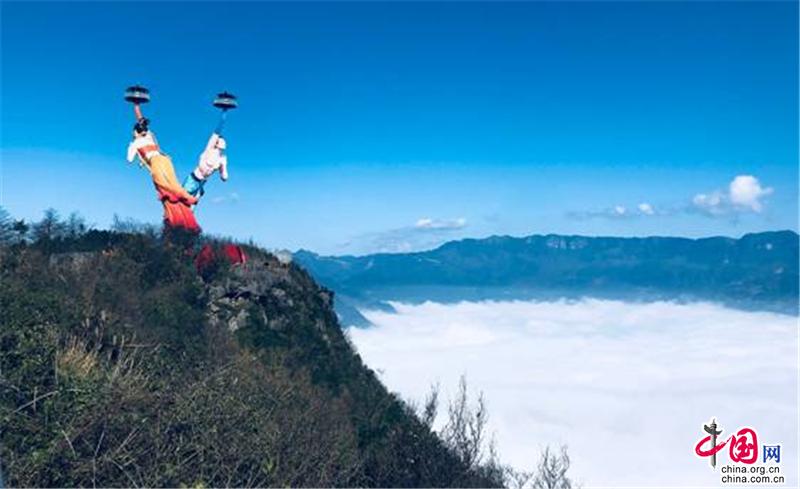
[567,203,659,220]
[210,192,240,205]
[348,299,798,487]
[692,191,726,215]
[343,217,470,254]
[692,175,773,216]
[729,175,773,212]
[415,217,468,230]
[569,175,774,222]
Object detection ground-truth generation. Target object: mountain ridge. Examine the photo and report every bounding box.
[297,230,798,260]
[294,230,799,321]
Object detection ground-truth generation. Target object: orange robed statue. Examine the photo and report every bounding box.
[124,86,200,233]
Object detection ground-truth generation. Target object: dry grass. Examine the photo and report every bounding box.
[56,336,98,379]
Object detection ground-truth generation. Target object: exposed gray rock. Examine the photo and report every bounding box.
[204,251,337,344]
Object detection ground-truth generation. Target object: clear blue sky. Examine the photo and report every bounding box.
[1,1,797,254]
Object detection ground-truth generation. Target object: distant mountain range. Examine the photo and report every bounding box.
[295,231,800,324]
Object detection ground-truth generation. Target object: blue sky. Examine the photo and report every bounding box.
[1,1,797,255]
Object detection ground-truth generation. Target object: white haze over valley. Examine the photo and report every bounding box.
[347,299,798,487]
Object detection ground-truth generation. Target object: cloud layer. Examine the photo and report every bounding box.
[349,299,798,487]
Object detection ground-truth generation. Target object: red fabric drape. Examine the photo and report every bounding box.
[195,244,216,272]
[195,243,247,274]
[158,189,201,233]
[222,244,247,265]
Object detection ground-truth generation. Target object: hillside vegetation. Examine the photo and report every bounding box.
[0,209,571,488]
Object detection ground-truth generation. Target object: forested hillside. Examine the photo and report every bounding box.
[0,209,568,487]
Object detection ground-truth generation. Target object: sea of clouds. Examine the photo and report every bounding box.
[348,299,798,487]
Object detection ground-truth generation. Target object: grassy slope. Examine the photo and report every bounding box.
[0,231,501,488]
